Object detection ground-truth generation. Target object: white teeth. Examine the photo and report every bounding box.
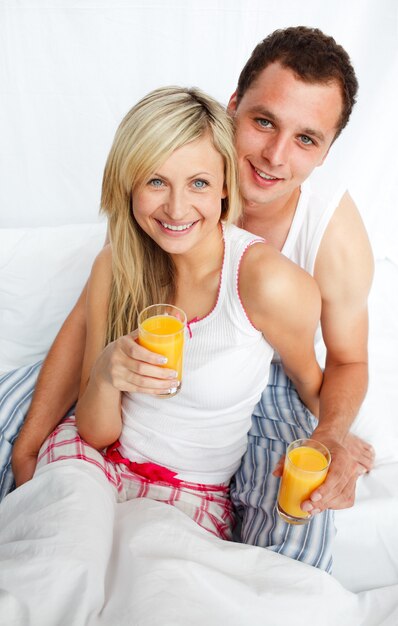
[161,221,194,231]
[255,168,277,180]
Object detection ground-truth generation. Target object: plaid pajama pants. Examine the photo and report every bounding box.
[231,363,335,572]
[36,417,234,540]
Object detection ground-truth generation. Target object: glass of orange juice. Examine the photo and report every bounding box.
[277,438,331,525]
[138,304,186,398]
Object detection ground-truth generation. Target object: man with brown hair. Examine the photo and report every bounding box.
[228,27,373,570]
[5,26,373,571]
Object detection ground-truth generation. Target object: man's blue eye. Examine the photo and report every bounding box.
[256,118,272,128]
[300,135,313,145]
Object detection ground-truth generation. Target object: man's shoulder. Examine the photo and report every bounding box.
[301,178,347,220]
[318,191,370,252]
[282,179,348,274]
[314,191,374,299]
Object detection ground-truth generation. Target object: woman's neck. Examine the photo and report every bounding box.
[172,222,224,282]
[172,223,225,320]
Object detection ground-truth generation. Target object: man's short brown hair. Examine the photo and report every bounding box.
[236,26,358,138]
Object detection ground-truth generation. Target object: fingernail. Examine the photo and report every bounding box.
[311,508,321,516]
[158,356,168,364]
[301,502,313,512]
[311,493,322,502]
[168,371,178,378]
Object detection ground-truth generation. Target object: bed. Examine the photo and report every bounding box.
[0,222,397,626]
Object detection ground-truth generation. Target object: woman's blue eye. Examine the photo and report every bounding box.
[193,180,207,189]
[149,178,163,187]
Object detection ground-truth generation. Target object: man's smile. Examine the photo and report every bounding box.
[253,166,280,181]
[249,161,284,186]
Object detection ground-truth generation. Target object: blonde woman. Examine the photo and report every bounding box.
[32,86,322,539]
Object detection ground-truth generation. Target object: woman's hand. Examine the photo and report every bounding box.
[91,330,180,396]
[76,329,179,449]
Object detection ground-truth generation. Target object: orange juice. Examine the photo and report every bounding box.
[278,444,330,523]
[138,314,185,380]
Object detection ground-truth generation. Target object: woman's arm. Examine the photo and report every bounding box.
[239,244,323,415]
[75,246,180,450]
[74,246,122,449]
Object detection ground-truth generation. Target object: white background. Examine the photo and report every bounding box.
[0,0,397,262]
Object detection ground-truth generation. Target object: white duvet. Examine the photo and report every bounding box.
[0,457,397,626]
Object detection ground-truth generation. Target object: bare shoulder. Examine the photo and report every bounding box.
[239,242,320,329]
[87,244,113,307]
[89,244,112,282]
[91,243,112,270]
[315,192,374,301]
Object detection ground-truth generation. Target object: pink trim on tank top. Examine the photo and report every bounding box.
[236,239,266,330]
[186,224,227,336]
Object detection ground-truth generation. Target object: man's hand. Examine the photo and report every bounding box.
[300,439,359,515]
[273,438,366,515]
[344,432,375,473]
[11,441,39,487]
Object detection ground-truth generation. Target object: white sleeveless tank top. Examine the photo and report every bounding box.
[281,179,345,275]
[275,179,346,366]
[119,223,274,484]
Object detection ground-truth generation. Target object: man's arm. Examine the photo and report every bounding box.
[306,192,374,512]
[11,284,88,486]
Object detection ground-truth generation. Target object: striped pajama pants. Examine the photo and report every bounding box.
[0,361,43,498]
[231,363,335,572]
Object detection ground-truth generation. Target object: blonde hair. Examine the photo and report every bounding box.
[101,86,241,344]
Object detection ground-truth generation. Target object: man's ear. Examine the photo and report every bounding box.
[227,90,238,115]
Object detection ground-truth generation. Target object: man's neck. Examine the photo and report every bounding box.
[239,187,301,252]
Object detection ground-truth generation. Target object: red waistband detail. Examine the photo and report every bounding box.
[105,441,182,486]
[104,441,229,493]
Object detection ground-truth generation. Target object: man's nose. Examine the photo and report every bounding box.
[261,133,289,167]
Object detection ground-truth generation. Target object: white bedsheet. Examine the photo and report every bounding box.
[0,460,397,626]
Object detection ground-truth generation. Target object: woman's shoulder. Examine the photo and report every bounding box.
[91,244,112,272]
[239,241,319,316]
[241,241,295,286]
[88,244,113,292]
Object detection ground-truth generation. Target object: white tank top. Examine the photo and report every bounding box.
[119,223,274,484]
[282,179,345,275]
[275,179,346,366]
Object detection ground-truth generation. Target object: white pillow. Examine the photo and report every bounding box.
[0,222,107,373]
